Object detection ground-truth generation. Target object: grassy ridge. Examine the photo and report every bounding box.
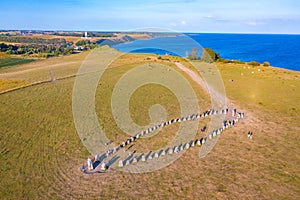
[0,49,299,199]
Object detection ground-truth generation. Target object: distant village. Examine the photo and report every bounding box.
[0,30,118,58]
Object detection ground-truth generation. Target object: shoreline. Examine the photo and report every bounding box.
[109,45,300,74]
[111,33,300,73]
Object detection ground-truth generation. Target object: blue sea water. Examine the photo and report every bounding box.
[113,33,300,72]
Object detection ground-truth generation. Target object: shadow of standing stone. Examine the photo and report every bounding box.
[107,156,120,167]
[136,154,144,162]
[145,151,152,160]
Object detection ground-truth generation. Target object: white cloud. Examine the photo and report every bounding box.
[215,18,227,21]
[247,21,258,26]
[169,20,187,27]
[245,20,266,26]
[204,15,213,19]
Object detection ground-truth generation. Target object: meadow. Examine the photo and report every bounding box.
[0,57,35,68]
[0,47,299,199]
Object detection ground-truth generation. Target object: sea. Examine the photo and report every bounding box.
[113,33,300,72]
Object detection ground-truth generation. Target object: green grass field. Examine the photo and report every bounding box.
[0,48,299,199]
[0,57,36,68]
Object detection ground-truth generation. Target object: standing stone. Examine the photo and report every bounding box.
[161,149,166,156]
[191,141,196,147]
[213,131,217,137]
[148,153,153,160]
[195,139,198,146]
[105,150,110,157]
[185,143,190,149]
[197,140,201,146]
[121,142,125,147]
[87,158,93,170]
[168,148,174,154]
[154,152,159,158]
[125,159,130,166]
[199,138,203,145]
[118,160,124,167]
[132,157,138,164]
[180,145,184,151]
[174,146,179,153]
[141,155,146,162]
[191,114,196,120]
[130,137,135,142]
[100,162,107,171]
[113,147,118,154]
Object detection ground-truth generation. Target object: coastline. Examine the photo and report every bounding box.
[111,33,300,72]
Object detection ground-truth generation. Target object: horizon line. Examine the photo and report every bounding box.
[1,29,299,35]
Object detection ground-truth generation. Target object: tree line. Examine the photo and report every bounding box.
[0,37,98,58]
[187,48,221,62]
[0,42,73,57]
[52,32,116,38]
[0,36,66,45]
[187,48,270,66]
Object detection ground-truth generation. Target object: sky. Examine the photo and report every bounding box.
[0,0,299,34]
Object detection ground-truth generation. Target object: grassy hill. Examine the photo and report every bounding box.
[0,48,299,199]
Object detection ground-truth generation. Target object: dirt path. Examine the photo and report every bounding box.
[174,62,229,106]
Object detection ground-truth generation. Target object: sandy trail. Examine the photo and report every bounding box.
[174,62,227,106]
[174,62,253,117]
